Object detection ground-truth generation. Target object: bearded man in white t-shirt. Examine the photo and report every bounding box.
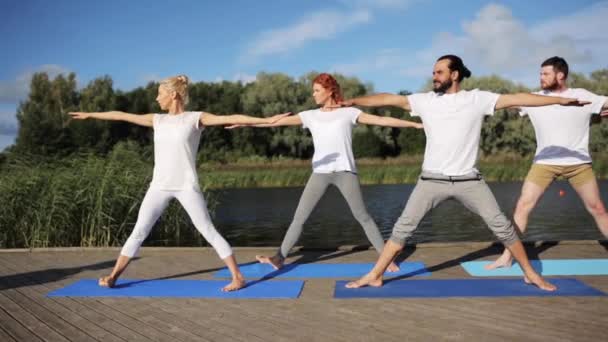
[341,55,590,291]
[485,56,608,270]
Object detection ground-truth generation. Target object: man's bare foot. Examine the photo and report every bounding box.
[345,273,383,289]
[524,273,556,291]
[98,275,116,288]
[387,262,400,273]
[484,253,513,270]
[222,277,246,292]
[255,255,284,270]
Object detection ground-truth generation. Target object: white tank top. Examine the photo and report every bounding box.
[149,111,203,191]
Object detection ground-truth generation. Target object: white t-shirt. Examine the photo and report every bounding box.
[150,111,203,191]
[298,107,361,173]
[408,89,500,176]
[520,88,607,165]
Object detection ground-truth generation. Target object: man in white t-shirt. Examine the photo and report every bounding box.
[486,57,608,270]
[341,55,590,291]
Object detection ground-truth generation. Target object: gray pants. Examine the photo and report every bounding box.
[277,172,386,259]
[390,171,519,246]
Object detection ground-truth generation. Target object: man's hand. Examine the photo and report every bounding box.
[559,98,592,106]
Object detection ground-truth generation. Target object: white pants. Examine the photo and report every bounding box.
[120,188,233,259]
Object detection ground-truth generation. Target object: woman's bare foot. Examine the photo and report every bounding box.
[255,255,284,270]
[222,276,246,292]
[484,253,513,270]
[98,275,116,288]
[345,273,383,289]
[524,272,556,291]
[387,262,400,273]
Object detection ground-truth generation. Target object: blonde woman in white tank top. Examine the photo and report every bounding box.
[69,75,289,291]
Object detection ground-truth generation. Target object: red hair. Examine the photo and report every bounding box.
[313,73,343,102]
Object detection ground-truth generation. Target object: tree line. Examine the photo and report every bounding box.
[4,69,608,163]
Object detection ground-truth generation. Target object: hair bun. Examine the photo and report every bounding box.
[177,75,189,85]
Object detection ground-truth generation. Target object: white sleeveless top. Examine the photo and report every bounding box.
[149,111,203,191]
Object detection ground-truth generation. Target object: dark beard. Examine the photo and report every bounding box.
[433,79,453,93]
[541,79,559,91]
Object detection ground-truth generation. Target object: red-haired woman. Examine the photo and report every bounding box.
[237,73,423,270]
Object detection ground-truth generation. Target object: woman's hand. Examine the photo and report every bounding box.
[268,112,292,123]
[68,112,92,120]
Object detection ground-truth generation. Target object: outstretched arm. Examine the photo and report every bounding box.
[225,115,302,129]
[357,113,423,129]
[200,112,291,126]
[495,93,590,110]
[68,111,154,127]
[341,93,411,111]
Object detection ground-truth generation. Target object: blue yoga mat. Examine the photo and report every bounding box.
[213,262,430,279]
[334,278,606,298]
[461,259,608,277]
[47,279,304,299]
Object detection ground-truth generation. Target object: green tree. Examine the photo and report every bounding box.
[15,72,79,156]
[70,76,117,153]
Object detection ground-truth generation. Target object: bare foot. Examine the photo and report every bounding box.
[387,262,400,273]
[98,275,116,288]
[484,254,513,270]
[345,273,383,289]
[255,255,284,270]
[222,277,246,292]
[525,273,556,291]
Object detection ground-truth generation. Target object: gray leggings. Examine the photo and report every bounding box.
[277,172,386,259]
[390,172,519,246]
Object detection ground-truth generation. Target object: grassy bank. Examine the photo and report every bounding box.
[2,151,607,248]
[0,144,218,249]
[199,153,608,189]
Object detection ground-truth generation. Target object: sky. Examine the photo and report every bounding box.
[1,0,607,151]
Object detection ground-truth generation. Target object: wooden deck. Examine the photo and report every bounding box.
[0,241,607,341]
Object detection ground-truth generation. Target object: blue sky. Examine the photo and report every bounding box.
[1,0,607,150]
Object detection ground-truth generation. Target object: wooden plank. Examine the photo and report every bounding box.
[0,257,143,342]
[1,287,99,342]
[5,255,186,342]
[0,307,41,342]
[148,299,266,342]
[98,298,214,342]
[0,293,69,342]
[0,246,606,342]
[0,258,105,342]
[0,325,17,342]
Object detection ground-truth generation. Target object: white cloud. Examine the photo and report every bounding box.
[332,2,608,89]
[332,48,410,74]
[0,111,18,136]
[244,10,371,60]
[210,73,257,84]
[416,3,605,84]
[0,65,72,104]
[531,2,608,42]
[241,0,427,62]
[460,4,591,71]
[233,72,257,84]
[340,0,418,10]
[0,134,16,152]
